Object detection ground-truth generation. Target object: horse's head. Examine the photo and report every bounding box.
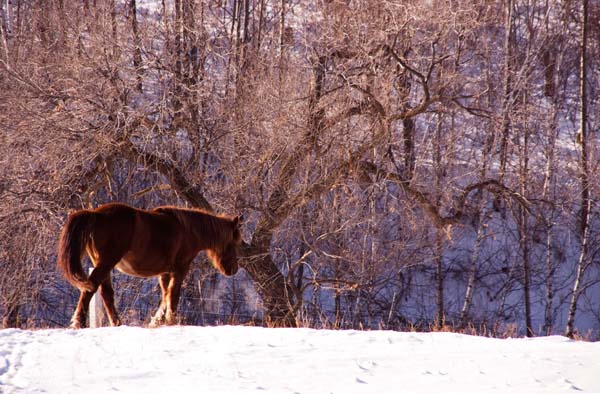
[208,216,242,276]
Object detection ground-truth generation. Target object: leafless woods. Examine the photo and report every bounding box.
[0,0,598,337]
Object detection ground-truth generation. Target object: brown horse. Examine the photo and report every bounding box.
[57,202,242,328]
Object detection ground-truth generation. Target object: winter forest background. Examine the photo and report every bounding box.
[0,0,598,338]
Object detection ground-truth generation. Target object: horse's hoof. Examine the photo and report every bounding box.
[148,319,161,328]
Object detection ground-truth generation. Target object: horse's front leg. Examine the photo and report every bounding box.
[165,268,188,325]
[149,304,166,327]
[150,274,170,327]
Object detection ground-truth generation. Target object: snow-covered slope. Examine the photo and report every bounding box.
[0,326,598,393]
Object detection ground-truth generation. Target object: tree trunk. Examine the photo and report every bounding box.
[2,0,10,34]
[129,0,143,92]
[435,229,444,329]
[565,0,590,339]
[518,119,533,337]
[434,115,445,329]
[542,74,561,337]
[243,231,296,327]
[403,117,416,180]
[110,0,118,60]
[519,204,533,337]
[499,0,514,181]
[0,6,8,64]
[459,210,486,327]
[1,303,19,328]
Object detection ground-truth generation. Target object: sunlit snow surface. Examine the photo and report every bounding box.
[0,326,599,393]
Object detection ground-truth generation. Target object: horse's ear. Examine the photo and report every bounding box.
[233,215,243,227]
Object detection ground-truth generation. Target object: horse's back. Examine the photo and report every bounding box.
[93,203,138,229]
[83,203,193,276]
[116,204,186,276]
[93,202,138,215]
[90,203,181,245]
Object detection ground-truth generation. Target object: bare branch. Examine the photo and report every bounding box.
[359,161,531,229]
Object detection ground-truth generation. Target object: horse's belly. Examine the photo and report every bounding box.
[115,258,161,278]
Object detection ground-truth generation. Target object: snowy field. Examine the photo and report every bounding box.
[0,326,599,394]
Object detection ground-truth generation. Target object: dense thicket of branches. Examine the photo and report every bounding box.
[0,0,598,337]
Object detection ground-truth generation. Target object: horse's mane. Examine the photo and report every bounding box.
[154,206,233,248]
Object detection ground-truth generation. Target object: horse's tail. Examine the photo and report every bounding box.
[57,210,96,292]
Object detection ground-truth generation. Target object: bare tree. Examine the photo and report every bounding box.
[565,0,591,339]
[1,0,599,334]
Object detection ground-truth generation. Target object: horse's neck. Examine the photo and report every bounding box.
[185,211,223,250]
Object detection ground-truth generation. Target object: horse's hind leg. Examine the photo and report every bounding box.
[100,276,121,326]
[71,290,94,329]
[71,259,117,328]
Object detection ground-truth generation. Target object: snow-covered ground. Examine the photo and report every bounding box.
[0,326,598,394]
